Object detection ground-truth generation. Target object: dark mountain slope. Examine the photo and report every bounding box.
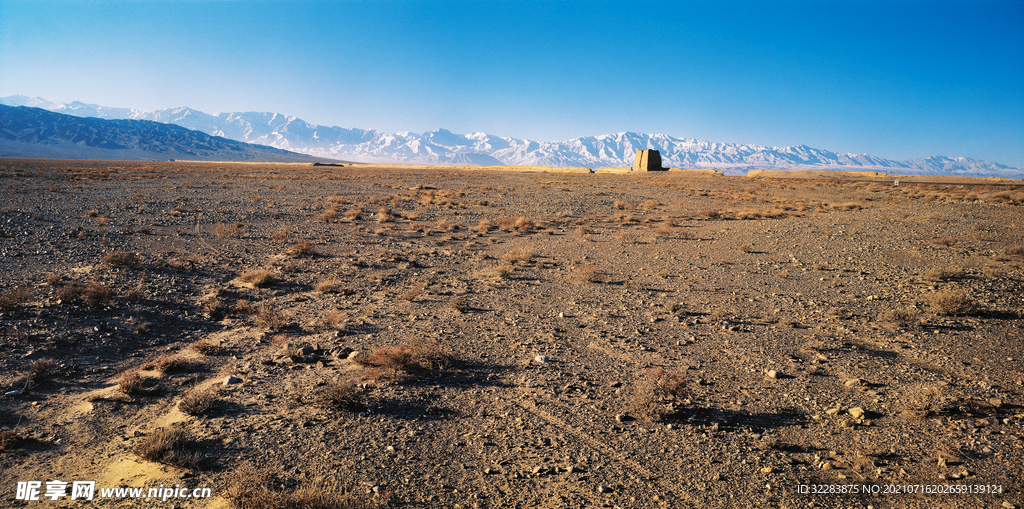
[0,105,333,162]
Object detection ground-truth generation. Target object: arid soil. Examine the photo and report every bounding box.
[1,159,1023,509]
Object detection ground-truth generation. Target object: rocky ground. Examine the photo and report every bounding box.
[1,159,1022,509]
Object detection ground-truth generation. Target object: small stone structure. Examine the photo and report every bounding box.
[633,149,666,171]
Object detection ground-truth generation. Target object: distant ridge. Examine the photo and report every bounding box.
[2,95,1021,177]
[0,104,333,163]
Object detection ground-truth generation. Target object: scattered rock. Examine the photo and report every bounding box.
[533,355,549,364]
[224,376,242,386]
[4,389,24,397]
[766,370,778,379]
[989,398,1003,408]
[844,378,863,387]
[848,407,865,419]
[597,485,613,494]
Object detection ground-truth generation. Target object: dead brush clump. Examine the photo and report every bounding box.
[934,237,958,247]
[0,429,22,451]
[922,288,975,316]
[141,354,192,374]
[698,209,722,220]
[0,286,33,311]
[830,202,864,211]
[101,250,141,268]
[215,222,245,238]
[179,389,219,416]
[322,310,349,331]
[881,307,919,328]
[320,379,365,411]
[285,240,316,258]
[375,206,393,223]
[343,207,363,221]
[1002,245,1024,256]
[239,268,275,288]
[360,339,454,379]
[270,226,292,241]
[55,281,113,307]
[501,248,534,265]
[899,383,947,419]
[629,368,689,422]
[474,219,492,235]
[253,304,286,332]
[314,278,349,294]
[925,266,965,281]
[447,296,470,314]
[190,340,222,356]
[134,426,201,468]
[497,215,534,234]
[573,263,599,283]
[118,370,145,394]
[399,281,427,301]
[22,358,57,385]
[224,461,373,509]
[318,207,340,223]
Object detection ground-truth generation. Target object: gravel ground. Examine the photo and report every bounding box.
[1,159,1022,509]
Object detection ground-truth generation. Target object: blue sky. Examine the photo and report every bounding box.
[1,0,1022,166]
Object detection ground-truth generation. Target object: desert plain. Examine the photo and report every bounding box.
[1,159,1022,508]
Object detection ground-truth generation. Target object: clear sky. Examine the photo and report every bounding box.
[1,0,1022,166]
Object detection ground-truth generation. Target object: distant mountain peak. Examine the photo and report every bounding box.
[1,95,1020,177]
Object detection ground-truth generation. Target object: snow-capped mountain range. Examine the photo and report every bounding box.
[2,95,1020,177]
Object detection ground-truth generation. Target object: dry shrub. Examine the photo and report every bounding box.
[399,281,426,301]
[202,297,226,319]
[501,248,534,265]
[118,370,144,394]
[576,224,593,235]
[319,208,339,223]
[323,310,348,331]
[142,354,191,374]
[134,427,200,468]
[934,237,957,247]
[215,222,245,238]
[447,296,470,314]
[830,202,863,211]
[286,240,316,258]
[55,281,113,307]
[239,269,275,288]
[629,369,689,422]
[574,264,599,283]
[492,262,515,279]
[698,210,721,220]
[739,243,754,253]
[497,215,534,234]
[900,383,946,418]
[0,429,21,451]
[320,379,364,410]
[474,219,492,234]
[190,340,221,355]
[881,307,919,328]
[641,199,659,210]
[271,226,292,241]
[435,218,457,231]
[375,206,393,223]
[254,304,286,332]
[343,207,362,221]
[225,462,372,509]
[101,250,140,268]
[363,339,453,375]
[0,286,33,311]
[923,288,974,316]
[925,266,965,281]
[1002,245,1024,256]
[314,279,349,294]
[23,358,57,384]
[179,389,219,416]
